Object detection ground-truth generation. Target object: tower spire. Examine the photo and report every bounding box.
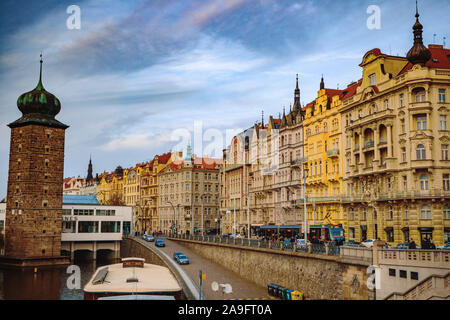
[261,110,264,127]
[406,0,431,66]
[36,53,44,90]
[293,74,301,111]
[320,74,325,90]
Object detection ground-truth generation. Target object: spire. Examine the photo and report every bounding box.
[86,155,93,181]
[293,74,301,111]
[406,0,431,66]
[36,53,44,90]
[320,74,325,90]
[261,110,264,127]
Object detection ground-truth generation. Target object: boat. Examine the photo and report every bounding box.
[84,257,184,300]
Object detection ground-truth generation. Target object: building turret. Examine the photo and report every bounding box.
[406,1,431,66]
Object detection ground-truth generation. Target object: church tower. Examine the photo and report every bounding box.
[86,156,93,182]
[2,56,69,266]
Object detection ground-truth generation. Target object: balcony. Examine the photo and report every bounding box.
[327,149,340,158]
[290,159,303,168]
[411,159,434,170]
[364,140,374,149]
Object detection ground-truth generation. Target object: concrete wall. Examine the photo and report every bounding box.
[170,238,374,300]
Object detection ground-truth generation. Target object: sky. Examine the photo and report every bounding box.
[0,0,449,197]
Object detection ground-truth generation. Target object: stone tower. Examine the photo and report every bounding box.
[2,56,69,267]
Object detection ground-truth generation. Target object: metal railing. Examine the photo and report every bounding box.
[168,234,342,257]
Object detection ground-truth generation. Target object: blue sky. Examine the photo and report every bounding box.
[0,0,449,197]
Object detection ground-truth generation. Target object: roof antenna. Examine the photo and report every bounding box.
[433,34,436,43]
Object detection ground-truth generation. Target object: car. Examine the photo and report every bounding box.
[360,239,377,248]
[437,243,450,250]
[343,242,359,247]
[176,254,190,265]
[395,243,409,250]
[147,235,155,242]
[173,251,183,260]
[155,239,165,247]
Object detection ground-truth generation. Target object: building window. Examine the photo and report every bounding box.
[389,269,396,277]
[369,74,376,86]
[415,90,425,102]
[439,89,446,102]
[442,145,449,161]
[401,148,407,162]
[362,208,367,221]
[440,115,447,131]
[416,144,426,160]
[349,227,355,239]
[411,272,419,280]
[403,176,408,190]
[444,174,450,191]
[420,175,429,190]
[349,208,354,221]
[388,206,394,220]
[420,205,431,220]
[62,209,72,216]
[405,205,409,220]
[444,205,450,220]
[400,119,405,134]
[101,221,121,233]
[416,115,427,130]
[399,270,407,279]
[387,178,392,190]
[400,94,404,107]
[384,99,389,109]
[386,229,394,242]
[78,221,99,233]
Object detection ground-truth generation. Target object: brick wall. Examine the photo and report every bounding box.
[5,125,66,258]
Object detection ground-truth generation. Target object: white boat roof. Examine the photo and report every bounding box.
[84,262,182,294]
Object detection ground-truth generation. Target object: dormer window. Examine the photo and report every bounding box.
[369,74,376,86]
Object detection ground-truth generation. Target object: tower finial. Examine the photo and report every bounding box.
[37,53,44,90]
[320,74,325,90]
[415,0,419,18]
[261,110,264,127]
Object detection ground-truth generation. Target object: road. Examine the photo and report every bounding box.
[150,236,275,300]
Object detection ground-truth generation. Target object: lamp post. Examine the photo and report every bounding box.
[200,194,205,236]
[303,166,309,242]
[167,201,176,236]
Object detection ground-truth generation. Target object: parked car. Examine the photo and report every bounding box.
[155,239,165,247]
[147,235,155,242]
[395,243,409,250]
[176,254,190,265]
[295,239,309,250]
[437,243,450,250]
[173,251,183,260]
[360,239,377,248]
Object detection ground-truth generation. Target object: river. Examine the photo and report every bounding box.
[0,256,118,300]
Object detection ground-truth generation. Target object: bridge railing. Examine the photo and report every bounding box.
[169,234,342,257]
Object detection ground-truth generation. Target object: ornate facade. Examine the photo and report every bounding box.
[340,9,450,246]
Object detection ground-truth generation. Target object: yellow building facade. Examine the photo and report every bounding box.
[340,10,450,246]
[303,78,344,230]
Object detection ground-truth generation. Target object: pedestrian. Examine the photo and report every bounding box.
[429,239,436,250]
[384,242,389,249]
[409,239,417,249]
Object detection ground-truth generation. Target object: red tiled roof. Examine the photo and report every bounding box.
[341,79,362,100]
[324,89,343,98]
[158,152,172,164]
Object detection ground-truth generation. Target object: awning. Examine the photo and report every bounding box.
[401,227,409,232]
[418,227,434,232]
[384,227,393,232]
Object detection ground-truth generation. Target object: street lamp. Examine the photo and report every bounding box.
[167,201,176,236]
[200,194,205,236]
[303,166,309,242]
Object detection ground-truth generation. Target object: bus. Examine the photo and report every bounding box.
[309,224,344,244]
[258,225,302,240]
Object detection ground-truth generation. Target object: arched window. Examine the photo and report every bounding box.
[420,205,431,219]
[420,175,429,190]
[323,122,328,132]
[416,144,426,160]
[315,125,320,134]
